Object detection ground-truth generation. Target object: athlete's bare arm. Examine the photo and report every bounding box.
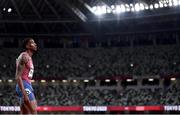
[15,53,35,112]
[15,53,29,100]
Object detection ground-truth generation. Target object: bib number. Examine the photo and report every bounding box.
[28,68,34,79]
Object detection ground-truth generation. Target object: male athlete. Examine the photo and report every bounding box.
[15,38,37,114]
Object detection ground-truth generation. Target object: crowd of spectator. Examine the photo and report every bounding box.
[0,80,180,106]
[0,44,180,80]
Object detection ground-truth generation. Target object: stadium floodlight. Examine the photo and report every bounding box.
[127,79,133,82]
[130,63,134,67]
[154,3,159,9]
[62,80,67,83]
[111,5,115,9]
[51,80,55,83]
[135,3,140,11]
[3,8,6,11]
[8,79,13,82]
[169,0,173,6]
[164,3,168,7]
[125,4,129,7]
[92,6,97,12]
[105,79,110,82]
[8,8,12,13]
[95,6,103,15]
[101,5,106,14]
[159,2,164,8]
[148,78,154,81]
[115,5,121,13]
[145,5,149,10]
[31,80,35,83]
[125,4,130,12]
[73,80,77,83]
[112,9,116,13]
[84,80,89,82]
[130,4,135,11]
[106,7,112,13]
[121,4,126,12]
[139,3,145,10]
[46,64,50,68]
[150,4,154,9]
[41,80,46,83]
[126,8,131,12]
[0,80,2,82]
[130,3,133,7]
[173,0,178,6]
[171,78,176,81]
[131,7,135,12]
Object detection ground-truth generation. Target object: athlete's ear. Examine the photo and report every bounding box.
[26,44,29,49]
[26,41,32,49]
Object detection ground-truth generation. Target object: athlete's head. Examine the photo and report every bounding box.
[22,38,37,52]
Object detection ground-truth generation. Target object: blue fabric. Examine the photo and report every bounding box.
[16,80,35,103]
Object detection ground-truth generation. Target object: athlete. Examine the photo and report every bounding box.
[15,38,37,114]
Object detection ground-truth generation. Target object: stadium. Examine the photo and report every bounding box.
[1,0,180,114]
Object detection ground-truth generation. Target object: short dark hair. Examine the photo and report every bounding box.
[22,38,32,50]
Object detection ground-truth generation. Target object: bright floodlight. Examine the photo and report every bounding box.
[134,3,139,11]
[84,80,89,82]
[154,3,159,9]
[150,4,154,9]
[3,8,6,11]
[148,78,154,81]
[106,8,112,13]
[130,3,133,7]
[126,8,130,12]
[92,6,97,12]
[171,78,176,81]
[169,0,173,6]
[127,79,133,82]
[125,4,130,12]
[101,5,106,14]
[8,79,13,82]
[130,63,134,67]
[121,4,126,12]
[7,8,12,13]
[159,2,164,8]
[41,80,46,83]
[139,3,145,10]
[131,7,135,12]
[95,6,103,15]
[164,3,168,7]
[105,79,110,82]
[134,3,141,11]
[173,0,178,6]
[115,5,121,13]
[145,6,149,10]
[111,5,115,9]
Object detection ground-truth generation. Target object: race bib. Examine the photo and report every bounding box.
[28,68,34,79]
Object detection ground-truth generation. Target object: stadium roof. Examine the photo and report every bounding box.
[0,0,180,38]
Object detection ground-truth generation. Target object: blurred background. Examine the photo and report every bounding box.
[0,0,180,114]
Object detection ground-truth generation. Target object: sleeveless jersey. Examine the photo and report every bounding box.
[16,52,34,84]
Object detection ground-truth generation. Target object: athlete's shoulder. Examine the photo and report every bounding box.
[18,52,30,64]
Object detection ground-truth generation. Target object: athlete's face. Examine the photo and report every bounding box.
[27,39,37,52]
